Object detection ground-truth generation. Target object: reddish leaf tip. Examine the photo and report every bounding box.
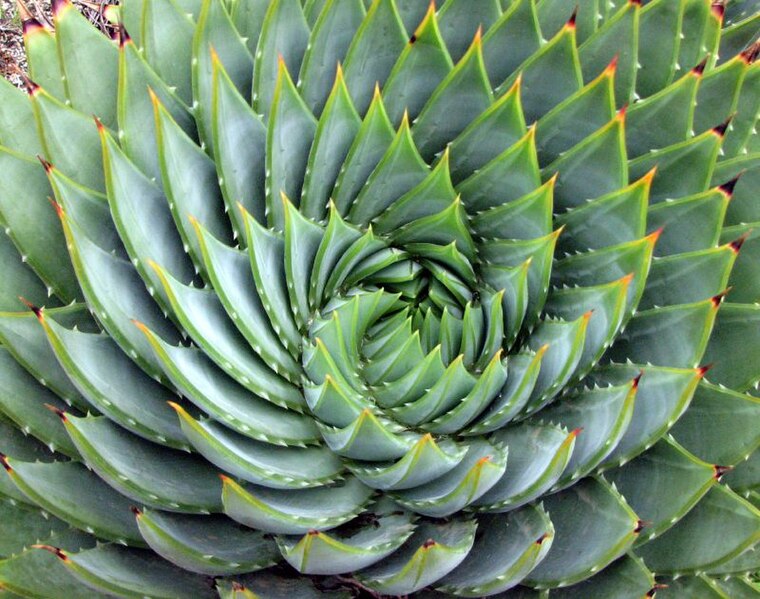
[118,25,131,48]
[691,56,709,76]
[712,114,734,138]
[718,171,744,197]
[422,539,437,549]
[18,296,43,318]
[711,289,731,307]
[307,529,321,536]
[20,73,40,96]
[21,16,44,35]
[696,363,714,378]
[535,532,550,545]
[604,54,619,75]
[44,403,67,421]
[0,453,11,473]
[570,427,583,438]
[231,582,246,591]
[36,154,54,173]
[130,505,142,517]
[566,6,578,29]
[740,41,760,64]
[728,232,750,254]
[634,519,647,534]
[632,371,643,390]
[32,545,68,560]
[711,1,725,19]
[713,464,732,479]
[50,0,70,16]
[629,0,642,5]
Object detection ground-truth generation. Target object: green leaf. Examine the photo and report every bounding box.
[669,381,760,466]
[437,0,501,62]
[39,314,189,449]
[276,507,415,574]
[448,77,526,182]
[241,209,302,355]
[0,234,54,312]
[222,476,373,534]
[300,66,362,222]
[391,438,508,517]
[640,245,735,309]
[474,423,576,511]
[382,3,453,124]
[0,348,81,458]
[2,459,143,545]
[701,303,760,392]
[0,147,80,302]
[63,414,223,513]
[436,505,554,596]
[482,0,542,88]
[412,30,494,161]
[636,0,686,97]
[534,59,616,165]
[211,53,267,234]
[193,0,253,144]
[31,87,104,193]
[149,261,304,410]
[543,109,627,211]
[23,20,66,101]
[606,436,715,544]
[53,544,218,599]
[636,484,760,574]
[606,297,719,368]
[0,305,95,409]
[496,19,583,122]
[100,126,195,315]
[136,509,279,576]
[265,61,317,230]
[629,128,722,204]
[625,66,700,158]
[646,187,728,256]
[578,0,640,105]
[0,78,43,155]
[140,0,195,104]
[348,114,429,226]
[522,313,591,415]
[524,477,638,588]
[589,365,702,468]
[342,0,407,114]
[356,519,477,595]
[0,494,70,558]
[331,87,395,214]
[53,0,119,128]
[555,172,650,253]
[136,325,320,445]
[117,35,195,183]
[298,0,365,116]
[153,93,232,270]
[693,54,748,136]
[546,554,655,599]
[457,127,540,212]
[172,404,342,489]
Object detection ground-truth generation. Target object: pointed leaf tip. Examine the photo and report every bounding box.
[566,6,578,29]
[605,54,619,75]
[44,403,67,421]
[713,464,732,479]
[710,1,725,19]
[21,16,43,34]
[17,295,43,318]
[21,73,40,96]
[710,289,731,307]
[718,171,744,198]
[130,505,143,517]
[634,519,647,534]
[0,453,11,472]
[712,114,734,138]
[696,363,713,378]
[118,24,131,48]
[740,41,760,64]
[31,545,68,560]
[728,232,750,254]
[50,0,70,16]
[632,371,643,390]
[422,539,437,549]
[691,56,708,76]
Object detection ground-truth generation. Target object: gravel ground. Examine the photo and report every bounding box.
[1,0,115,87]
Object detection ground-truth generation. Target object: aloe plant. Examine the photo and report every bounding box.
[0,0,759,597]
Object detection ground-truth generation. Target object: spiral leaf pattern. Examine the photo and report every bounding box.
[0,0,759,597]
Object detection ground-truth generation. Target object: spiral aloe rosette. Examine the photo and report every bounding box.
[1,0,760,596]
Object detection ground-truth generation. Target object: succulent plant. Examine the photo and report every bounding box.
[1,0,759,596]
